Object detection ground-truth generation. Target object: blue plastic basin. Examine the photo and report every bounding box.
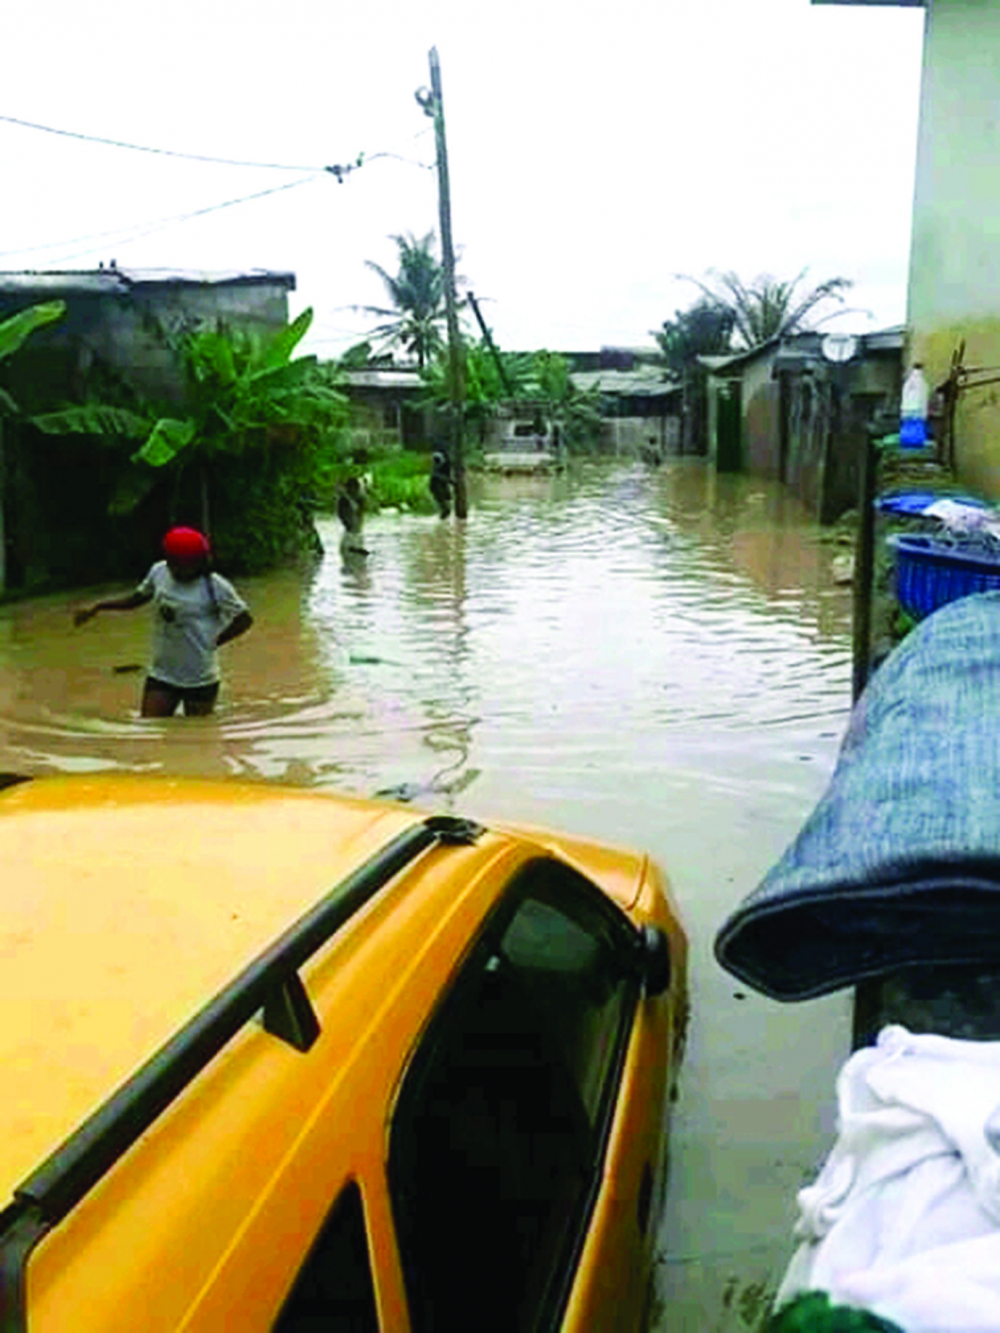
[889,533,1000,619]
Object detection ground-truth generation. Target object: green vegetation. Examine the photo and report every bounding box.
[764,1292,903,1332]
[18,307,349,580]
[363,232,448,370]
[420,341,602,454]
[680,270,853,351]
[362,450,436,515]
[111,309,347,569]
[654,300,735,373]
[0,301,67,406]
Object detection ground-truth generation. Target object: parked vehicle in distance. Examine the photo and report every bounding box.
[0,774,688,1332]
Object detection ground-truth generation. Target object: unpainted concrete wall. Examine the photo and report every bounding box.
[0,280,292,409]
[908,0,1000,498]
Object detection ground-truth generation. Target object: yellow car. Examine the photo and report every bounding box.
[0,775,688,1332]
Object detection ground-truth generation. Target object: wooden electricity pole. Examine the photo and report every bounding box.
[428,47,468,519]
[467,290,513,396]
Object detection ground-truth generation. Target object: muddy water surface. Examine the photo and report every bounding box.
[0,460,854,1329]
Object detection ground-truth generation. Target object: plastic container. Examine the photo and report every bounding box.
[888,533,1000,618]
[900,365,930,449]
[876,490,990,517]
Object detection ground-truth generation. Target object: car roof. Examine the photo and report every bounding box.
[0,774,649,1208]
[0,775,425,1202]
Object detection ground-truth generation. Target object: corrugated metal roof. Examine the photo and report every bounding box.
[570,368,681,397]
[0,268,295,296]
[703,326,904,375]
[698,337,782,374]
[340,369,423,390]
[863,325,905,352]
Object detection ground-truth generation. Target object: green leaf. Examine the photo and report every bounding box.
[108,464,160,515]
[256,308,313,373]
[0,387,20,416]
[133,417,196,467]
[249,355,318,391]
[30,406,150,438]
[0,301,66,362]
[186,327,238,386]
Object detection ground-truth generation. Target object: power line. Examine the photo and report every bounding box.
[0,113,434,176]
[0,119,434,266]
[3,175,323,266]
[0,112,338,172]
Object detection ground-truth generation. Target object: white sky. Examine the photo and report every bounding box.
[3,0,925,358]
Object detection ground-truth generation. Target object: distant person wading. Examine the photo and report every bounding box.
[73,527,253,717]
[429,451,453,519]
[337,477,369,556]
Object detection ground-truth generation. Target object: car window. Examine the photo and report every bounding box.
[389,859,639,1333]
[272,1180,379,1332]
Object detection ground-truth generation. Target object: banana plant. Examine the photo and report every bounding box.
[133,306,344,472]
[1,300,151,440]
[0,301,68,416]
[0,301,69,594]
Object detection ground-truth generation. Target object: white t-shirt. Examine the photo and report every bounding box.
[136,562,248,688]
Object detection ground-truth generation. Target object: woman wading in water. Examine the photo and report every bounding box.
[74,527,253,717]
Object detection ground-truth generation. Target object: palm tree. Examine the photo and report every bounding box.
[363,233,447,369]
[682,269,853,350]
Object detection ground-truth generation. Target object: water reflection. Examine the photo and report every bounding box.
[0,459,855,1327]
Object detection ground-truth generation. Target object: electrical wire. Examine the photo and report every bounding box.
[0,112,332,172]
[0,119,434,264]
[0,113,434,174]
[6,175,322,267]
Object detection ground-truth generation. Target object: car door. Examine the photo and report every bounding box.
[388,856,646,1333]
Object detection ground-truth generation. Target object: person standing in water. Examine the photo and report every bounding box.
[337,476,369,557]
[429,451,453,519]
[73,526,253,717]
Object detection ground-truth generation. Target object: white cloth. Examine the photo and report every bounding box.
[924,498,1000,546]
[777,1025,1000,1332]
[136,561,247,688]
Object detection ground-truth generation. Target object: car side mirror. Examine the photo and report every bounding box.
[637,925,671,997]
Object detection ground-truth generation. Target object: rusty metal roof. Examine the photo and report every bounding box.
[0,268,296,296]
[570,367,681,398]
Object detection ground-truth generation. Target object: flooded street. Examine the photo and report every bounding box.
[0,459,854,1329]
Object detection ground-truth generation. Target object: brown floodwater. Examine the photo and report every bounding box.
[0,458,854,1329]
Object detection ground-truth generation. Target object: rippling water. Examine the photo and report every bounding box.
[0,459,855,1328]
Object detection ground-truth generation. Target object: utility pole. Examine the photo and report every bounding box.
[427,47,468,519]
[467,291,513,396]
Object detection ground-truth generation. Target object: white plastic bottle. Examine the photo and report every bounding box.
[900,364,930,448]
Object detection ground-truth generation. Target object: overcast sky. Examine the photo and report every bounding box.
[4,0,925,358]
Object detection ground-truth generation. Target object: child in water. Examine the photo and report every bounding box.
[74,526,253,717]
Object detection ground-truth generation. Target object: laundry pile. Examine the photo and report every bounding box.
[777,1026,1000,1333]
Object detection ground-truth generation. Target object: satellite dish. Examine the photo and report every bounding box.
[821,333,859,364]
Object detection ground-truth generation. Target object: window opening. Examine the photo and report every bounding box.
[272,1180,379,1333]
[389,859,638,1333]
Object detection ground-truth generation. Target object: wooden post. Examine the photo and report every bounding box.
[851,424,878,706]
[428,47,468,519]
[467,290,513,396]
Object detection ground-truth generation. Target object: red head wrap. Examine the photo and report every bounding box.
[162,527,210,563]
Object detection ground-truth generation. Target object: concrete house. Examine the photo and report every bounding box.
[338,366,425,454]
[0,268,296,592]
[703,327,903,521]
[814,0,1000,495]
[0,267,296,407]
[569,364,683,457]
